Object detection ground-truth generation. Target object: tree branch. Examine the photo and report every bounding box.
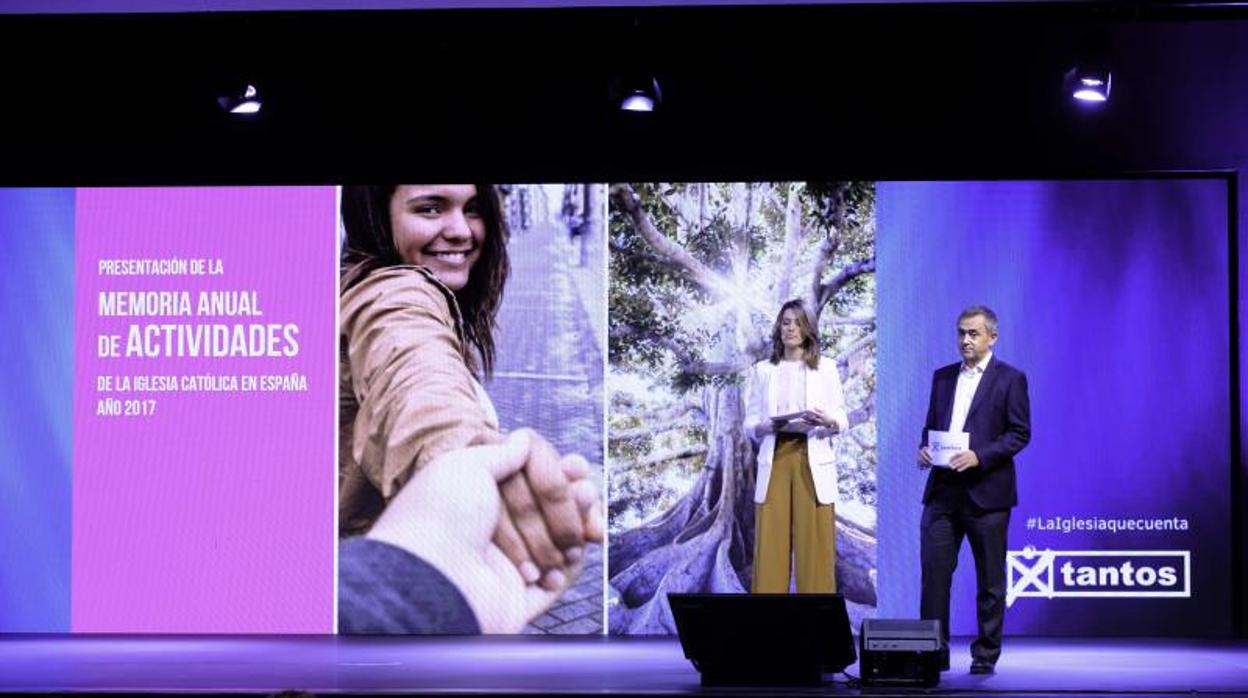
[835,333,876,366]
[809,237,840,317]
[612,183,771,316]
[825,313,876,326]
[678,358,749,378]
[609,239,685,274]
[640,444,709,467]
[613,322,745,381]
[612,419,697,441]
[809,182,855,317]
[734,183,754,279]
[611,183,728,297]
[817,258,876,310]
[698,183,707,237]
[613,321,684,358]
[610,398,703,425]
[776,184,803,304]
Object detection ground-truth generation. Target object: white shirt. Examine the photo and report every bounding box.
[949,351,992,434]
[774,360,807,415]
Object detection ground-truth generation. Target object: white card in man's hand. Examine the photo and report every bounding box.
[927,430,969,467]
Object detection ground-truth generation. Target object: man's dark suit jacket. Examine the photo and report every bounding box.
[921,357,1031,509]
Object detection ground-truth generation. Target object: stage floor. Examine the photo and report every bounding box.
[1,635,1246,695]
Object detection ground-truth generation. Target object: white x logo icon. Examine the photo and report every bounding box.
[1006,547,1056,607]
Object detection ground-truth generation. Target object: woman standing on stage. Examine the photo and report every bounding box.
[744,299,848,593]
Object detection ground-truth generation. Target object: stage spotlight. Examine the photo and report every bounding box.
[621,90,656,112]
[1066,66,1111,104]
[217,83,262,115]
[611,75,662,114]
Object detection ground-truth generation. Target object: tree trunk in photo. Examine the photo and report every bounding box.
[608,382,756,634]
[608,382,879,633]
[836,514,877,607]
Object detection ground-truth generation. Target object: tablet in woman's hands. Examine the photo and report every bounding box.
[771,410,814,424]
[771,410,816,433]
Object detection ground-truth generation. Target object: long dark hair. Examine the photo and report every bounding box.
[768,298,821,369]
[340,184,510,379]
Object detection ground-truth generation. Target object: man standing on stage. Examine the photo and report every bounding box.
[918,305,1030,675]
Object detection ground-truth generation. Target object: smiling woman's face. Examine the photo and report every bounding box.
[389,184,485,292]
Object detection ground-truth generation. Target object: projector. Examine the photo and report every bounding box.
[859,618,942,688]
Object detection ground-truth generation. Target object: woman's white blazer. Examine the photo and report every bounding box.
[743,358,849,505]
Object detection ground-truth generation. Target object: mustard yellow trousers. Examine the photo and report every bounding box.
[752,433,837,593]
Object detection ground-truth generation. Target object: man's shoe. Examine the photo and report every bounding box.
[969,661,995,675]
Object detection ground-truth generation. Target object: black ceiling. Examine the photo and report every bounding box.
[0,2,1244,184]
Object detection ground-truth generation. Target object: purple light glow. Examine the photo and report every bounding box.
[620,92,655,112]
[1073,88,1108,102]
[1072,72,1110,102]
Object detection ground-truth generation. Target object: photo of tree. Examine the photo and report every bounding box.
[606,182,878,634]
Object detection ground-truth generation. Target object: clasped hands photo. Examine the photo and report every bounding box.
[362,429,603,634]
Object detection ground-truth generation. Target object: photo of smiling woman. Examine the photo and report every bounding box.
[744,299,848,594]
[337,184,606,634]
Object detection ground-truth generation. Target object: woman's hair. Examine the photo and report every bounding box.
[768,298,821,369]
[340,184,510,378]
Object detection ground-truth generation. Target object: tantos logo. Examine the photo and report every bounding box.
[1006,548,1190,607]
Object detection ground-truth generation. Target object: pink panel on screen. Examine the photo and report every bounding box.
[71,187,335,633]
